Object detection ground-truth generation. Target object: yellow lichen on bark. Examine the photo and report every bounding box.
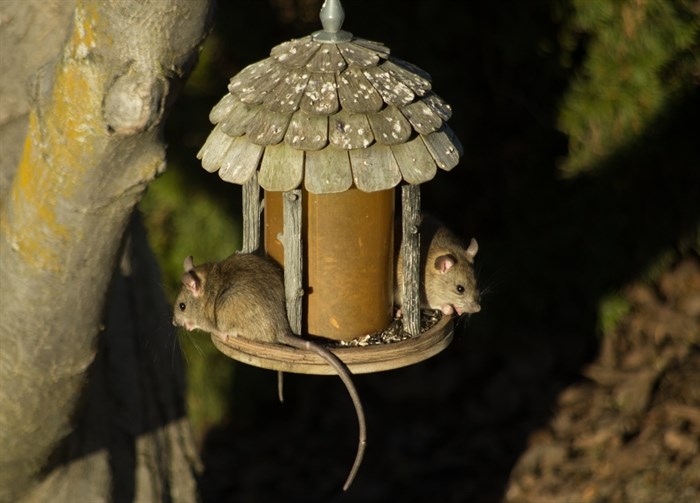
[3,4,107,273]
[3,113,69,272]
[49,1,105,161]
[69,2,99,61]
[48,62,103,164]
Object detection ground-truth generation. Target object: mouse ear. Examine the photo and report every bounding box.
[183,256,195,272]
[181,271,202,295]
[465,238,478,263]
[435,254,456,274]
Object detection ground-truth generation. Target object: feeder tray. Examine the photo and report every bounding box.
[211,313,454,375]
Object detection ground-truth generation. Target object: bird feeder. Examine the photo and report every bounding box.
[197,0,463,374]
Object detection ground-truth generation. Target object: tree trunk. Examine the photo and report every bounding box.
[0,1,213,501]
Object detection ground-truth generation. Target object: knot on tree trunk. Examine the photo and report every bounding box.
[103,71,166,135]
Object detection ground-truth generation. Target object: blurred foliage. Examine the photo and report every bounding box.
[597,292,632,338]
[557,0,700,175]
[139,0,700,441]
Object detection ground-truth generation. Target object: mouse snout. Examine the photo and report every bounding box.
[456,301,481,316]
[172,312,189,330]
[467,289,482,314]
[456,289,481,315]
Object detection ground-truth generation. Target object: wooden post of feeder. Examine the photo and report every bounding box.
[242,172,261,253]
[400,185,421,337]
[282,189,303,335]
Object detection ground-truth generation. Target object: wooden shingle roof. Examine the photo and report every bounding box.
[198,6,462,194]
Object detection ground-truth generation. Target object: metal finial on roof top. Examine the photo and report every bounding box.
[320,0,344,32]
[313,0,353,43]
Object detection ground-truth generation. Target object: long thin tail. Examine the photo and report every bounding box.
[277,371,285,403]
[280,333,366,491]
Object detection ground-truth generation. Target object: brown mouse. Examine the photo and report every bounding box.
[396,214,481,316]
[173,252,366,491]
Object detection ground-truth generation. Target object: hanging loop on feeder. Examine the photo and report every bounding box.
[313,0,353,43]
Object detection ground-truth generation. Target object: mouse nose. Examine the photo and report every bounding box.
[461,301,480,314]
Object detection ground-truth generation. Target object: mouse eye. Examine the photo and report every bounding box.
[456,285,465,294]
[179,302,186,311]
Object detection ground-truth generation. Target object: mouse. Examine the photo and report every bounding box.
[396,214,481,316]
[172,252,366,491]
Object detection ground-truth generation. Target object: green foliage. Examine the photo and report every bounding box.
[558,0,699,175]
[177,330,236,440]
[597,292,632,337]
[140,168,241,298]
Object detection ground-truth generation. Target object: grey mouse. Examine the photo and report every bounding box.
[396,214,481,316]
[173,252,366,491]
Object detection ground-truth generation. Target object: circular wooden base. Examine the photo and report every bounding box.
[211,314,454,375]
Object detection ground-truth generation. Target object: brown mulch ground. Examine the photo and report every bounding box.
[200,256,700,502]
[505,257,700,503]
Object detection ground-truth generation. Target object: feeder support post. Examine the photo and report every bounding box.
[242,172,262,253]
[282,189,304,334]
[401,184,421,336]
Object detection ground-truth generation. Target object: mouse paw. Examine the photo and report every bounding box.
[440,304,455,315]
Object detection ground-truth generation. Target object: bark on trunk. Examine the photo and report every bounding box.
[0,1,213,501]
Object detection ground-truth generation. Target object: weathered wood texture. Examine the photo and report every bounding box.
[400,185,422,337]
[282,190,304,334]
[242,172,261,253]
[0,1,212,501]
[197,33,463,194]
[211,312,453,375]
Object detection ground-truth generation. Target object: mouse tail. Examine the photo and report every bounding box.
[280,333,367,491]
[277,370,285,403]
